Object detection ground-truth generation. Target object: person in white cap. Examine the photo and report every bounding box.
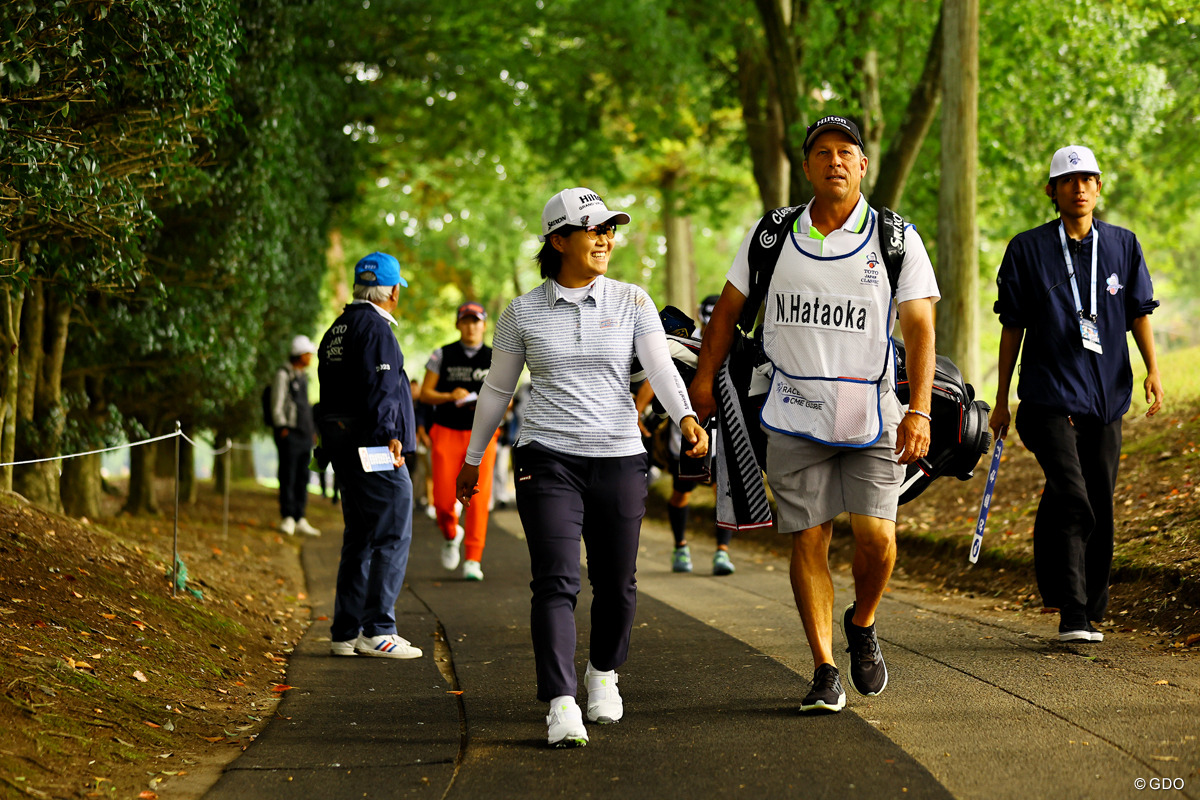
[990,145,1164,644]
[455,187,708,748]
[270,334,321,537]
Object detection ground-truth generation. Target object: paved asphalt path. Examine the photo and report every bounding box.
[205,506,1199,800]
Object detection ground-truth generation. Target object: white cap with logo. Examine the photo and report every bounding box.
[538,187,632,242]
[1048,146,1102,180]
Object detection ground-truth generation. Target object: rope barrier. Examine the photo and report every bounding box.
[0,431,182,468]
[179,430,233,456]
[0,421,259,598]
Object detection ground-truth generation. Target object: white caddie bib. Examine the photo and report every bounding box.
[760,211,896,446]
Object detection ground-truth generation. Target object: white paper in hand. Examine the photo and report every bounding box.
[454,391,478,407]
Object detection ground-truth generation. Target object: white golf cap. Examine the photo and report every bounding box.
[538,187,631,242]
[290,335,317,356]
[1048,146,1102,180]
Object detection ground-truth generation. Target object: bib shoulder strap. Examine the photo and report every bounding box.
[741,204,806,333]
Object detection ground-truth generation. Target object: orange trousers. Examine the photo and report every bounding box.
[430,424,498,563]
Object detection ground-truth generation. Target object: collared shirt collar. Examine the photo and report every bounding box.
[350,298,398,326]
[545,275,605,307]
[795,194,870,237]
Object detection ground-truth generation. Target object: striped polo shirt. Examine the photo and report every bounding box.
[492,275,660,457]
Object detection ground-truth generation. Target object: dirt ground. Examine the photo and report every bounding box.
[0,395,1196,798]
[0,476,343,800]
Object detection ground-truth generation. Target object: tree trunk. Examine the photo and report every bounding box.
[738,46,790,211]
[155,426,176,477]
[61,453,102,519]
[751,0,813,206]
[661,169,697,317]
[858,46,883,198]
[125,439,160,515]
[232,443,256,482]
[13,284,71,513]
[937,0,980,381]
[872,3,945,212]
[179,430,197,504]
[213,432,232,495]
[0,261,25,492]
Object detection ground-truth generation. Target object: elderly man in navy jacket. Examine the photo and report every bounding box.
[990,145,1165,644]
[318,252,423,659]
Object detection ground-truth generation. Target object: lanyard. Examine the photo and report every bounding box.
[1058,222,1098,321]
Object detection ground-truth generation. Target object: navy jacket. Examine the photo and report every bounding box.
[317,302,417,454]
[995,219,1158,423]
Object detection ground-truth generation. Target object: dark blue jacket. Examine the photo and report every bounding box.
[317,302,416,454]
[995,219,1158,423]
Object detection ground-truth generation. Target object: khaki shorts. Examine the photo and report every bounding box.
[765,391,905,532]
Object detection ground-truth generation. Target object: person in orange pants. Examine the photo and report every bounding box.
[420,302,499,581]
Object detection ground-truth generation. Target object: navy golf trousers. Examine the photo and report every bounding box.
[514,442,648,702]
[329,450,414,642]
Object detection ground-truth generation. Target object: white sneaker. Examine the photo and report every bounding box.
[546,696,588,748]
[584,661,623,723]
[462,560,483,581]
[278,517,296,535]
[330,639,356,656]
[441,526,464,571]
[354,633,423,659]
[294,517,321,537]
[424,503,437,520]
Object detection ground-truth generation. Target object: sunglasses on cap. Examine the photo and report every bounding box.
[556,222,618,241]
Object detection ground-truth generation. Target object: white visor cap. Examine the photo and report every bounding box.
[1048,146,1102,180]
[539,187,631,241]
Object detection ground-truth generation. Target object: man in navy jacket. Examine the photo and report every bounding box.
[318,251,423,659]
[989,145,1165,644]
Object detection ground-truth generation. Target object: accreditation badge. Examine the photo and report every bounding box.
[1079,317,1103,354]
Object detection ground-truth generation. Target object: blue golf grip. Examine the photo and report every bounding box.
[969,438,1004,564]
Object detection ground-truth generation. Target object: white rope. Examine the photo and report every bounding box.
[0,430,182,468]
[179,431,234,455]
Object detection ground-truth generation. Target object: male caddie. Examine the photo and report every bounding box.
[317,251,423,659]
[989,145,1164,643]
[689,115,939,713]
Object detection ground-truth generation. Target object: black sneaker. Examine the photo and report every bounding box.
[800,663,845,713]
[842,603,888,696]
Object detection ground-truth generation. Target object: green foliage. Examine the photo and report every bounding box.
[0,0,239,287]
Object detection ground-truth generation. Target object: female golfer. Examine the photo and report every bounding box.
[456,187,707,748]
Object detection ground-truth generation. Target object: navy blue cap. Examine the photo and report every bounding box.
[354,252,407,287]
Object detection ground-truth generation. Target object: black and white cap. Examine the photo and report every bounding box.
[803,115,866,155]
[539,187,631,242]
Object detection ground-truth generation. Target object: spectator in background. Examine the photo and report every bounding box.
[635,294,734,575]
[410,378,435,518]
[318,251,422,660]
[270,335,320,537]
[420,302,500,582]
